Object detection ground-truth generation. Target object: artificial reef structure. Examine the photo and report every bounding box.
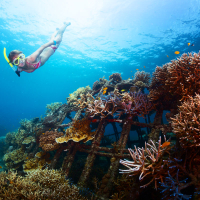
[1,52,200,199]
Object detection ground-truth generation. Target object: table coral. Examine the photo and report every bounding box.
[56,118,96,144]
[39,130,64,151]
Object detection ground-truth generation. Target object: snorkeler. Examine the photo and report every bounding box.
[4,22,71,77]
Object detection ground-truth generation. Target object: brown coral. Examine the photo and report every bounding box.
[171,93,200,148]
[0,169,87,200]
[109,73,122,84]
[149,52,200,110]
[39,130,64,151]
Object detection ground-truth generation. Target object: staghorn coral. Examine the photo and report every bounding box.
[149,52,200,110]
[0,169,87,200]
[171,94,200,148]
[39,130,64,151]
[67,85,91,105]
[46,102,62,116]
[56,118,96,144]
[119,136,171,189]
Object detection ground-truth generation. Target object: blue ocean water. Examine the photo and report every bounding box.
[0,0,200,135]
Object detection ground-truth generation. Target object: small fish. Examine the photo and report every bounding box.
[121,89,126,92]
[91,119,100,123]
[103,87,108,90]
[136,69,139,70]
[9,181,14,184]
[132,76,133,78]
[191,44,194,46]
[174,51,180,55]
[103,76,105,78]
[26,157,29,160]
[69,94,72,96]
[128,78,130,79]
[42,133,45,135]
[131,71,132,72]
[49,128,51,130]
[187,43,190,46]
[144,66,145,68]
[103,90,106,95]
[0,166,2,169]
[167,55,169,57]
[161,141,170,148]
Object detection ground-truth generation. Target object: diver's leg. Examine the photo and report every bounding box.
[40,22,71,65]
[53,22,71,45]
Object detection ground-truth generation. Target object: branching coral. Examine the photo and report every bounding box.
[133,71,151,86]
[67,86,91,105]
[3,147,28,170]
[56,118,96,144]
[171,93,200,148]
[23,151,51,173]
[39,130,64,151]
[74,89,154,119]
[119,136,171,189]
[46,102,62,116]
[0,169,87,200]
[149,52,200,110]
[109,73,122,84]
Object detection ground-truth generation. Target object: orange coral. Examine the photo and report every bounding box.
[39,130,64,151]
[56,118,96,144]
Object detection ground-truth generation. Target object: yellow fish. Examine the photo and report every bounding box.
[42,133,45,135]
[187,43,190,46]
[103,76,105,78]
[103,87,108,90]
[103,90,106,95]
[121,89,126,92]
[144,66,145,68]
[136,69,139,70]
[174,51,180,55]
[167,55,169,57]
[0,166,2,169]
[131,71,132,72]
[128,78,130,79]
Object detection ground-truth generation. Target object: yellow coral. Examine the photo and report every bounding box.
[56,118,96,144]
[22,136,35,144]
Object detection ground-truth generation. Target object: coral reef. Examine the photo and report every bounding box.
[56,118,96,144]
[39,130,64,151]
[171,94,200,148]
[46,102,62,116]
[109,73,122,84]
[0,169,87,200]
[67,86,91,105]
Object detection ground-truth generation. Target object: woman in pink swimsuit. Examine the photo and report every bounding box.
[8,22,71,77]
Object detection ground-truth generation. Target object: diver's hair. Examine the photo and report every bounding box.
[8,50,23,63]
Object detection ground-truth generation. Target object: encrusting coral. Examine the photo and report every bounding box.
[56,118,96,144]
[0,168,87,200]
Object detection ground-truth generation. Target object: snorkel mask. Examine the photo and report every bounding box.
[3,48,21,77]
[12,53,25,66]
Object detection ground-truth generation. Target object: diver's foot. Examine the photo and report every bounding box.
[64,22,71,27]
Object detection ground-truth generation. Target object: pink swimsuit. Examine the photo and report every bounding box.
[17,46,57,73]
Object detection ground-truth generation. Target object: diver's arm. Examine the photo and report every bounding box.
[27,41,54,62]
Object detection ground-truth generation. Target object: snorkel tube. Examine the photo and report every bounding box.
[3,48,20,77]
